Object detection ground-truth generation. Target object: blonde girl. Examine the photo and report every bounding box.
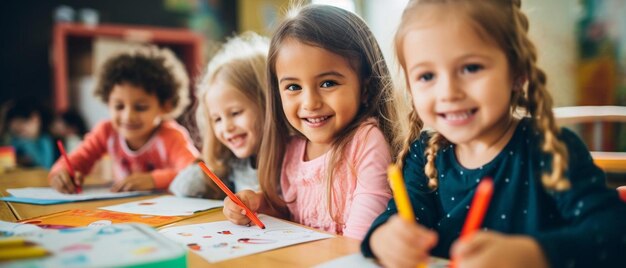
[169,32,269,199]
[362,1,626,267]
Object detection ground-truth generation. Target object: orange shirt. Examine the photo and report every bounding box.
[50,120,199,189]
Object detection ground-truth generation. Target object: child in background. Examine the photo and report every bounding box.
[51,109,88,153]
[0,98,55,169]
[49,46,199,193]
[223,4,401,240]
[169,32,269,199]
[362,1,626,267]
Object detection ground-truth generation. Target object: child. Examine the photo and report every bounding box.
[49,46,199,193]
[362,1,626,267]
[169,32,269,199]
[51,109,88,153]
[223,4,401,240]
[0,98,55,169]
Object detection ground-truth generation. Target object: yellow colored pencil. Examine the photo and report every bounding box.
[0,245,48,261]
[0,237,28,248]
[388,164,426,268]
[388,164,415,221]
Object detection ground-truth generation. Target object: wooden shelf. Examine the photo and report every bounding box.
[51,22,204,111]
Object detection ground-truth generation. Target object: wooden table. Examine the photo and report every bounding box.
[0,168,361,267]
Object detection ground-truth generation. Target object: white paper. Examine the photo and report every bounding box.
[100,196,224,216]
[0,220,43,236]
[314,253,450,268]
[7,186,149,201]
[159,215,334,263]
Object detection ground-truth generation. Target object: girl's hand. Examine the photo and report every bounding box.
[111,172,155,192]
[50,170,84,194]
[223,190,263,226]
[370,215,438,268]
[450,232,548,268]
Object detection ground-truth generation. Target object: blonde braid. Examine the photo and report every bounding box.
[396,109,424,168]
[424,132,448,190]
[512,6,570,191]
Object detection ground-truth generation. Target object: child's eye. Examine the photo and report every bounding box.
[418,73,434,82]
[114,104,124,111]
[285,84,301,91]
[213,117,221,123]
[462,64,483,74]
[231,110,242,116]
[320,80,337,88]
[135,105,149,112]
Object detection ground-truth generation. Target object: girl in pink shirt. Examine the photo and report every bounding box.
[223,4,401,240]
[49,46,198,193]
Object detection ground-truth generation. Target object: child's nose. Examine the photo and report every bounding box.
[302,89,323,111]
[122,108,136,120]
[224,118,236,132]
[437,76,465,102]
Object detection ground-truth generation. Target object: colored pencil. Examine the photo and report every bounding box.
[56,139,82,193]
[198,162,265,229]
[388,164,415,221]
[460,178,493,238]
[0,237,28,248]
[0,238,48,261]
[388,164,426,268]
[451,177,494,268]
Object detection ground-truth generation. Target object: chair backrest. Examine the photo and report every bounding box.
[553,106,626,174]
[617,186,626,202]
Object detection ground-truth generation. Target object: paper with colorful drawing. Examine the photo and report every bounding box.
[20,209,186,229]
[100,196,224,216]
[158,214,334,263]
[6,186,150,201]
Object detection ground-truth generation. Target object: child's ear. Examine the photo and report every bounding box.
[161,101,174,114]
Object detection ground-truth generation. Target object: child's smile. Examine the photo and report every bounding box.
[402,8,513,150]
[437,108,478,126]
[108,83,169,150]
[206,79,262,159]
[275,38,362,159]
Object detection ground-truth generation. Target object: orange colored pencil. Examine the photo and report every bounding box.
[460,178,493,238]
[452,177,494,268]
[198,162,265,229]
[56,140,82,193]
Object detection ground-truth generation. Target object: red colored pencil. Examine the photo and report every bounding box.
[451,177,493,268]
[460,178,493,238]
[56,140,82,193]
[198,162,265,229]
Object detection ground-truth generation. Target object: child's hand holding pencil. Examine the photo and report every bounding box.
[369,165,437,268]
[50,140,83,194]
[222,189,265,227]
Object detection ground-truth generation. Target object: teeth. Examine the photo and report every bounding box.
[306,116,329,123]
[229,135,245,145]
[445,111,472,121]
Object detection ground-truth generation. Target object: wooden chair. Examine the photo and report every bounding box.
[553,106,626,174]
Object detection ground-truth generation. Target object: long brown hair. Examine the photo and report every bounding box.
[395,0,570,191]
[195,32,269,197]
[260,4,401,217]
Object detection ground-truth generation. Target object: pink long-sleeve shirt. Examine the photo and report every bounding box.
[281,121,392,240]
[49,120,199,189]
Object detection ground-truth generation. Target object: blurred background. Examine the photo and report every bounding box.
[0,0,624,179]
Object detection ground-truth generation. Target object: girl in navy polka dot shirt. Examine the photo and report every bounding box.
[361,0,626,267]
